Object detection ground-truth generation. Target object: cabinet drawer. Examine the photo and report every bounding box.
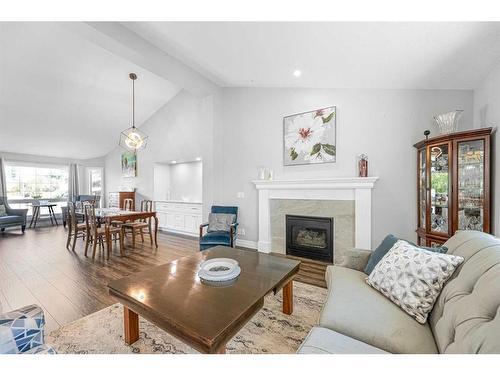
[155,202,170,211]
[184,205,202,214]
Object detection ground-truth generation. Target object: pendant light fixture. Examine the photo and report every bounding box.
[119,73,148,151]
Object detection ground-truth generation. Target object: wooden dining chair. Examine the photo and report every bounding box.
[66,202,88,252]
[121,200,153,248]
[84,204,124,259]
[123,198,134,211]
[111,197,134,233]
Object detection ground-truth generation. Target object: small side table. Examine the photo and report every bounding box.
[30,203,59,228]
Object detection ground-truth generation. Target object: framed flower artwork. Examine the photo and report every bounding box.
[283,106,336,166]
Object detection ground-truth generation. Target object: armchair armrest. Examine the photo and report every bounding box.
[0,304,46,354]
[6,208,28,218]
[199,222,209,239]
[339,248,372,273]
[229,222,239,247]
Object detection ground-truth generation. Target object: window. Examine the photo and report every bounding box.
[5,162,69,215]
[88,167,103,206]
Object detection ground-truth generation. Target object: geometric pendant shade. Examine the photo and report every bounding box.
[119,73,148,151]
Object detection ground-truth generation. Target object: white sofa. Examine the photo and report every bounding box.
[298,231,500,354]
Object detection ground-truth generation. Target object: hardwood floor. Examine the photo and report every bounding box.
[0,225,198,332]
[0,225,327,333]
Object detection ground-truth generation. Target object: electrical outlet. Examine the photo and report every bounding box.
[237,192,245,198]
[238,227,246,236]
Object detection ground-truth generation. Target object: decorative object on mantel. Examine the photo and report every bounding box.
[197,258,241,284]
[283,106,336,166]
[257,167,274,180]
[357,154,368,177]
[119,73,148,151]
[121,151,137,178]
[433,110,463,135]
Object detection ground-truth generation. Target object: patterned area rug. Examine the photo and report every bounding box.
[47,282,327,354]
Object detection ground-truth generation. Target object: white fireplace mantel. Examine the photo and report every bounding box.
[252,177,379,253]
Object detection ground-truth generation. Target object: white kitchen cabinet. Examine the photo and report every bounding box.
[154,201,203,237]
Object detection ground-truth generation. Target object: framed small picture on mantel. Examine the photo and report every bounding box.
[283,106,336,166]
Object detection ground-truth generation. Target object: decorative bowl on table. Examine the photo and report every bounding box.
[198,258,241,283]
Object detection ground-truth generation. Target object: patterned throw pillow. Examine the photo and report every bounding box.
[366,240,464,324]
[207,213,236,232]
[0,204,7,217]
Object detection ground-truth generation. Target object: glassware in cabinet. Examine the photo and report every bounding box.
[429,143,450,234]
[457,139,485,231]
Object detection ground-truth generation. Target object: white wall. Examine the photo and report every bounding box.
[104,89,216,218]
[169,161,203,202]
[219,88,473,246]
[473,63,500,235]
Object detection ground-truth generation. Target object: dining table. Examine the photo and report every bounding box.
[77,208,159,249]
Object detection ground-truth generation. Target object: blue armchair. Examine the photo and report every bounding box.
[199,206,238,251]
[0,304,56,354]
[0,196,28,234]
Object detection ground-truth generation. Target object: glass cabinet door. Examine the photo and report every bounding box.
[457,139,485,231]
[429,143,450,234]
[418,148,426,229]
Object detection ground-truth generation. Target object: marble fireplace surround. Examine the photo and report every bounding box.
[252,177,379,255]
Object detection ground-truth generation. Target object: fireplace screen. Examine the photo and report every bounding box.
[292,227,327,249]
[286,215,333,263]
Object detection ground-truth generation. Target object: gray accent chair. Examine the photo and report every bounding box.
[0,196,28,234]
[298,230,500,354]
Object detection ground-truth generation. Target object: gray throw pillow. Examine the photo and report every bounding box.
[207,213,236,233]
[0,204,7,217]
[364,234,448,274]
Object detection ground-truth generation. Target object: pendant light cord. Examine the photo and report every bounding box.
[132,77,135,128]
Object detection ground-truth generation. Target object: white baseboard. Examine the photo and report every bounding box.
[235,239,258,249]
[158,228,198,238]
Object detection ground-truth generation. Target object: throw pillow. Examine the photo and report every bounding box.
[207,213,236,232]
[0,204,7,217]
[364,234,448,274]
[366,240,464,324]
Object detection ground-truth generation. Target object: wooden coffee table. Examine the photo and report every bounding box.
[108,246,300,354]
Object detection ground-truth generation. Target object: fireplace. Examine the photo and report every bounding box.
[286,214,333,263]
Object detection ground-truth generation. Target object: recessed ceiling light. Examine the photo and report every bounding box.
[171,160,177,164]
[195,157,202,161]
[293,69,302,77]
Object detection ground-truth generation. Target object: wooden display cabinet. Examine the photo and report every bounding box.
[414,128,493,246]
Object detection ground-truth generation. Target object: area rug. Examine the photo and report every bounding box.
[47,282,327,354]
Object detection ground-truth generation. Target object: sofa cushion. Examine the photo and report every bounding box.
[297,327,387,354]
[319,265,438,353]
[199,231,231,246]
[0,215,24,225]
[429,230,500,354]
[0,204,7,217]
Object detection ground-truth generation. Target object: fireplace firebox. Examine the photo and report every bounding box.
[285,214,333,263]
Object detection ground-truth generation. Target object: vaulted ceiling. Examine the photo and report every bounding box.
[0,22,180,159]
[2,22,500,160]
[124,22,500,89]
